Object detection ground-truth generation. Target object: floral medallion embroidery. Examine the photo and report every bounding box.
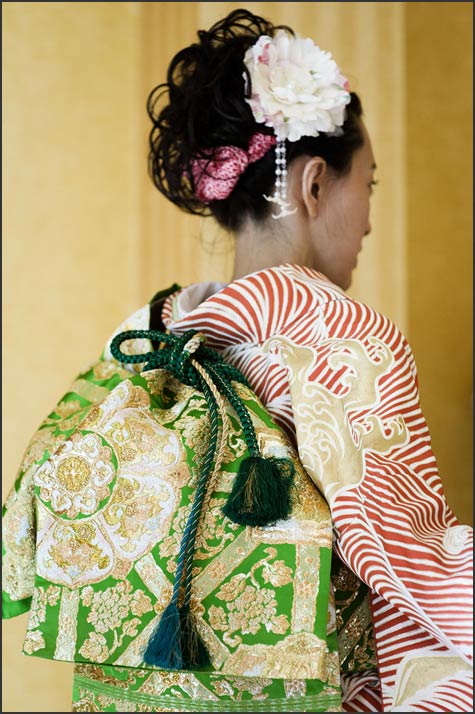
[35,432,116,518]
[43,519,112,584]
[35,381,190,587]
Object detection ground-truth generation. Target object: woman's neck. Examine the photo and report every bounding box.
[232,215,310,280]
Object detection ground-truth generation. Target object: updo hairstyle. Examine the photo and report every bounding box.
[147,8,364,232]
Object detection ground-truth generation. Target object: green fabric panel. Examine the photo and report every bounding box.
[2,589,32,619]
[315,545,332,640]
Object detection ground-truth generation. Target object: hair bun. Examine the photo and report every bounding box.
[147,10,280,215]
[147,9,363,234]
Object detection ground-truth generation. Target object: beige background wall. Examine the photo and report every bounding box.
[2,2,472,712]
[406,2,473,532]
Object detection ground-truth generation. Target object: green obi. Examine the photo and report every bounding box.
[71,662,341,712]
[2,342,342,712]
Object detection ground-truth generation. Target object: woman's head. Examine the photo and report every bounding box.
[147,8,366,234]
[290,121,376,290]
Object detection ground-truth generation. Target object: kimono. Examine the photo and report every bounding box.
[3,263,472,712]
[159,264,473,711]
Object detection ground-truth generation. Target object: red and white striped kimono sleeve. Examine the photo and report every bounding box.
[277,300,473,712]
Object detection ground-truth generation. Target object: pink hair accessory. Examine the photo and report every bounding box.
[191,132,276,203]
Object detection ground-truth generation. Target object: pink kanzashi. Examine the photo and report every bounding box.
[191,132,276,203]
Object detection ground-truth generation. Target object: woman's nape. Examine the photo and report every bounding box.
[232,119,377,290]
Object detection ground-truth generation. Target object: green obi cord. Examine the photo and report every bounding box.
[2,328,343,713]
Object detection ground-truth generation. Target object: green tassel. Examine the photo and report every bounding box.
[222,456,295,527]
[143,602,183,669]
[179,606,211,669]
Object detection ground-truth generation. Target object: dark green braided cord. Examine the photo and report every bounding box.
[205,362,261,457]
[111,330,225,666]
[177,371,223,668]
[110,329,247,668]
[145,369,219,669]
[110,329,250,388]
[109,328,295,669]
[203,358,296,528]
[110,326,248,546]
[166,369,220,608]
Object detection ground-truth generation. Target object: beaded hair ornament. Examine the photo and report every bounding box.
[191,30,351,219]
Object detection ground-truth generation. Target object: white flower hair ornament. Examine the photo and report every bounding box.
[243,30,351,218]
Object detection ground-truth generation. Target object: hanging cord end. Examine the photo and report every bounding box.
[222,455,295,527]
[180,606,211,668]
[143,602,183,669]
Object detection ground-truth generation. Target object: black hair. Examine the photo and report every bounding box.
[147,8,364,233]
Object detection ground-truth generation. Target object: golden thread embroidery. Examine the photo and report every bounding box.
[292,544,320,633]
[265,337,409,499]
[55,587,80,660]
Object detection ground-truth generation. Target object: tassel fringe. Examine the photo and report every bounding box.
[222,456,295,527]
[143,602,183,669]
[180,607,211,669]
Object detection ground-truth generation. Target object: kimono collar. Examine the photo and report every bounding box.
[162,264,345,348]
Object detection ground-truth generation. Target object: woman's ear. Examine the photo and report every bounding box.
[301,157,328,218]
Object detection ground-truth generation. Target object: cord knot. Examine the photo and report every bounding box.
[167,331,205,384]
[182,332,206,355]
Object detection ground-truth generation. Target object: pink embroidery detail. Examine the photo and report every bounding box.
[191,132,276,203]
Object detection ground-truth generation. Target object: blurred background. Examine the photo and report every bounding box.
[2,2,472,711]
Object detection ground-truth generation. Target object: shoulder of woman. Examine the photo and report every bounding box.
[324,292,412,352]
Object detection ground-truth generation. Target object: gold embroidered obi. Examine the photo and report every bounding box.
[2,352,341,710]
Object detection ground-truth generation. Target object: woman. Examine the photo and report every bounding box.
[2,8,472,713]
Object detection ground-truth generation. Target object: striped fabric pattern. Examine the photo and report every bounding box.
[160,263,473,713]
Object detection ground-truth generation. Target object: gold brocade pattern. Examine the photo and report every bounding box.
[4,351,339,706]
[35,379,191,589]
[72,661,344,711]
[264,337,409,501]
[292,544,320,632]
[55,587,80,660]
[2,464,37,601]
[23,585,61,654]
[209,550,291,646]
[35,432,116,518]
[331,556,377,673]
[221,632,330,679]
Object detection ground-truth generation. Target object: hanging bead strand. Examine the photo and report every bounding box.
[264,138,297,219]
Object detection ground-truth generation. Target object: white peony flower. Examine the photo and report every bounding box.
[244,30,351,142]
